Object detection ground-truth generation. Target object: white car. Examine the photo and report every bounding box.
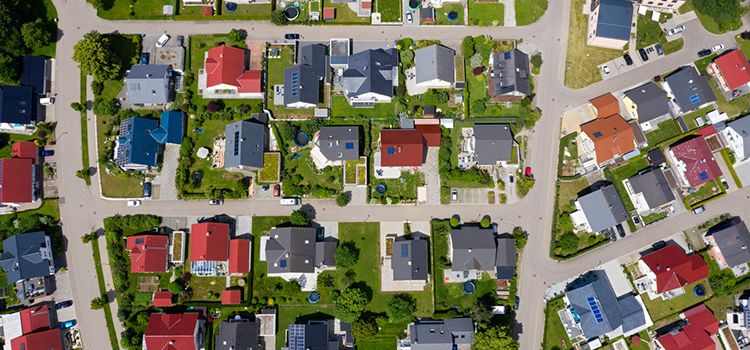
[127,200,141,207]
[155,34,171,48]
[39,97,55,106]
[711,44,725,53]
[602,65,610,75]
[280,197,301,206]
[405,12,413,24]
[667,25,685,36]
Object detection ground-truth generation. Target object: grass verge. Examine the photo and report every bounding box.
[90,238,120,350]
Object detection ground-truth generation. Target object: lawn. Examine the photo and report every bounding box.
[559,133,580,177]
[680,0,741,34]
[184,275,226,302]
[96,0,175,19]
[322,0,371,23]
[603,156,650,212]
[683,178,725,209]
[721,149,743,188]
[266,45,317,118]
[32,0,58,58]
[640,281,712,322]
[515,0,547,26]
[434,3,465,25]
[642,211,668,225]
[736,34,750,58]
[258,152,281,183]
[556,177,589,212]
[376,0,402,22]
[564,0,624,89]
[682,105,717,130]
[542,296,572,350]
[636,11,683,54]
[331,95,396,118]
[282,148,343,197]
[371,172,424,203]
[219,3,272,20]
[468,1,503,26]
[646,119,683,147]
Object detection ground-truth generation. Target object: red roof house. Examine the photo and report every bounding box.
[656,304,718,350]
[415,124,442,147]
[126,235,169,273]
[228,239,251,275]
[204,45,262,94]
[19,305,51,334]
[0,158,34,203]
[323,7,335,20]
[145,313,203,350]
[221,289,242,305]
[589,93,620,118]
[190,222,229,262]
[641,244,708,294]
[669,136,722,188]
[580,114,636,165]
[11,328,62,350]
[709,50,750,91]
[153,292,174,307]
[12,142,37,163]
[380,129,426,167]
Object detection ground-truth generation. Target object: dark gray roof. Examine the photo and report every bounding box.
[491,49,531,97]
[726,116,750,158]
[450,226,497,271]
[408,318,474,350]
[286,320,353,350]
[317,126,360,161]
[215,318,260,350]
[300,44,329,82]
[624,82,671,123]
[223,121,266,170]
[415,45,455,85]
[315,241,337,267]
[595,0,634,41]
[665,66,717,113]
[125,64,173,104]
[566,270,645,340]
[392,239,429,281]
[284,65,320,106]
[0,232,53,283]
[495,237,517,280]
[473,124,514,165]
[341,49,398,99]
[266,227,335,274]
[628,169,675,209]
[577,185,628,233]
[707,217,750,267]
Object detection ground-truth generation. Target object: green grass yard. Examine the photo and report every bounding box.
[640,281,712,322]
[736,35,750,58]
[542,296,572,349]
[96,0,175,20]
[515,0,547,26]
[322,0,371,23]
[468,1,503,26]
[683,179,725,209]
[371,172,424,203]
[282,148,343,197]
[603,156,650,212]
[220,4,272,19]
[646,119,683,147]
[434,3,465,25]
[376,0,402,22]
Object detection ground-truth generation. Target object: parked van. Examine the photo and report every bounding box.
[280,197,301,206]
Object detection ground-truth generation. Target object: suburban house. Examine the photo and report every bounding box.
[472,124,515,167]
[705,217,750,276]
[589,93,620,119]
[721,115,750,163]
[637,244,708,299]
[125,234,169,273]
[189,222,251,277]
[0,232,55,285]
[21,56,49,101]
[265,227,337,290]
[405,318,474,350]
[379,125,441,168]
[1,305,63,350]
[114,112,185,170]
[284,44,329,109]
[329,0,371,17]
[0,86,36,132]
[655,304,718,350]
[624,168,676,215]
[336,48,399,107]
[125,64,174,105]
[0,142,39,205]
[562,270,649,341]
[570,184,627,234]
[447,226,517,281]
[223,120,266,172]
[315,126,360,164]
[622,82,672,131]
[392,239,429,282]
[725,290,750,347]
[637,0,685,12]
[153,291,174,307]
[667,136,722,188]
[228,239,251,276]
[144,313,206,350]
[199,45,263,99]
[215,317,262,350]
[489,49,531,102]
[282,319,354,350]
[707,50,750,93]
[664,66,717,115]
[414,44,455,90]
[587,0,634,49]
[579,114,636,167]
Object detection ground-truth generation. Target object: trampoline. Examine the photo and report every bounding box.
[294,131,309,146]
[694,284,706,297]
[408,0,419,9]
[225,2,237,12]
[192,171,203,186]
[308,291,320,304]
[463,281,476,295]
[284,6,300,20]
[447,11,458,21]
[375,184,387,195]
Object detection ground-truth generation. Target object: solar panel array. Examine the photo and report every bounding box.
[587,296,605,323]
[690,94,700,105]
[290,71,300,97]
[288,324,306,350]
[401,244,409,257]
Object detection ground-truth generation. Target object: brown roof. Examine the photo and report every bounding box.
[590,93,620,118]
[581,114,635,164]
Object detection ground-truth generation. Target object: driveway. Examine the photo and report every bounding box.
[422,148,441,205]
[733,160,750,188]
[52,270,77,322]
[155,143,180,200]
[453,187,492,204]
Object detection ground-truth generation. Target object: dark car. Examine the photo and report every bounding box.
[209,199,224,205]
[655,44,664,56]
[639,48,649,62]
[143,182,152,198]
[513,296,520,310]
[55,300,73,310]
[284,33,300,40]
[616,224,625,238]
[698,49,712,57]
[176,35,185,46]
[42,149,54,157]
[652,240,667,251]
[623,54,633,66]
[608,228,616,242]
[139,52,150,65]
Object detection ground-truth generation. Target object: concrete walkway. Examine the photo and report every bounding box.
[502,0,516,27]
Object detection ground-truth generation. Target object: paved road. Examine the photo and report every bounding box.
[47,0,749,348]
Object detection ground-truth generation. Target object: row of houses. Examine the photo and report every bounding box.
[587,0,686,50]
[0,56,50,133]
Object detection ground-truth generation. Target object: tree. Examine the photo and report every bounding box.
[75,168,90,180]
[693,0,742,31]
[73,31,121,81]
[93,97,120,116]
[400,49,414,66]
[450,215,460,228]
[290,210,310,226]
[90,295,108,309]
[335,287,369,322]
[353,317,378,340]
[81,231,98,243]
[336,192,351,207]
[472,325,519,350]
[0,52,21,85]
[228,28,245,42]
[386,294,416,323]
[91,80,104,96]
[21,19,53,50]
[272,10,289,25]
[336,241,359,269]
[87,0,105,10]
[480,215,491,228]
[530,53,543,69]
[557,231,579,253]
[70,102,85,112]
[512,227,528,250]
[462,36,475,57]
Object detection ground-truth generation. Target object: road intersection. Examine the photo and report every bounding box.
[47,0,748,348]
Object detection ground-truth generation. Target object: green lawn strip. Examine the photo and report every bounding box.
[721,149,743,188]
[276,305,336,349]
[646,119,683,147]
[542,296,572,349]
[97,0,175,19]
[468,1,504,26]
[433,3,464,25]
[90,239,121,350]
[736,35,750,58]
[682,105,716,130]
[662,38,684,55]
[219,3,272,20]
[640,281,712,322]
[376,0,402,22]
[80,73,91,185]
[515,0,547,26]
[683,178,725,209]
[642,211,668,225]
[322,1,371,24]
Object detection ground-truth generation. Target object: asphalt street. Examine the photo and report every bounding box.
[47,0,749,348]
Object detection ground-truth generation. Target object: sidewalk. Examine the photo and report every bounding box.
[97,235,124,344]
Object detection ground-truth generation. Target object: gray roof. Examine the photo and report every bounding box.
[623,82,671,123]
[473,124,514,165]
[665,66,717,113]
[284,44,328,106]
[266,227,335,274]
[495,236,517,280]
[392,239,429,281]
[125,64,172,104]
[726,116,750,158]
[707,217,750,267]
[300,44,329,82]
[566,270,646,340]
[341,49,398,99]
[415,45,455,85]
[315,241,337,267]
[628,169,675,209]
[0,232,53,283]
[215,319,260,350]
[491,49,531,98]
[450,226,497,271]
[594,0,634,41]
[577,185,628,233]
[286,320,353,350]
[408,318,474,350]
[223,121,266,170]
[317,126,360,161]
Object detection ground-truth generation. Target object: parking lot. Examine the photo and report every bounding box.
[599,43,667,80]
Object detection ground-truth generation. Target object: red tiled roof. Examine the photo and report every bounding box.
[12,142,37,162]
[145,313,200,350]
[323,7,335,20]
[11,328,62,350]
[0,158,33,203]
[580,114,635,164]
[221,289,242,305]
[380,129,426,167]
[126,235,169,273]
[670,137,722,187]
[190,222,229,262]
[361,0,372,9]
[590,93,620,118]
[415,124,442,147]
[657,304,718,350]
[641,244,708,294]
[153,292,174,307]
[204,45,262,93]
[714,50,750,90]
[20,305,50,334]
[228,239,250,274]
[695,125,717,137]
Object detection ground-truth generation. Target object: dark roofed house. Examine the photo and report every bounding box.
[266,227,336,275]
[705,217,750,270]
[495,236,517,281]
[392,239,429,281]
[284,44,328,109]
[473,124,515,166]
[407,318,474,350]
[317,126,360,163]
[489,49,530,102]
[626,168,675,214]
[340,48,399,107]
[623,82,672,128]
[115,117,161,170]
[573,185,628,233]
[664,66,717,114]
[0,86,35,127]
[420,7,434,23]
[414,44,455,89]
[284,319,354,350]
[0,232,54,284]
[224,120,266,171]
[125,64,174,105]
[158,110,185,145]
[449,226,517,280]
[215,317,261,350]
[587,0,634,49]
[21,56,48,97]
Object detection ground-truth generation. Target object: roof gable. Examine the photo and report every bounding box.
[665,66,716,113]
[577,185,628,232]
[0,232,52,282]
[223,120,266,169]
[714,50,750,90]
[266,227,320,274]
[126,235,169,273]
[204,45,261,93]
[228,239,251,274]
[706,217,750,267]
[0,158,34,203]
[380,129,426,167]
[415,44,455,85]
[641,244,708,293]
[581,114,635,164]
[669,136,722,187]
[190,222,229,262]
[0,86,34,125]
[623,82,671,123]
[595,0,634,41]
[590,93,620,118]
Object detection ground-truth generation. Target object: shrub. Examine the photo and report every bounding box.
[450,216,460,227]
[336,241,360,269]
[336,192,351,207]
[334,287,370,322]
[386,294,416,323]
[353,317,378,340]
[70,102,85,112]
[480,216,491,228]
[91,80,104,96]
[92,97,120,116]
[90,295,108,309]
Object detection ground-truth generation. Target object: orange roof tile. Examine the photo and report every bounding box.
[580,114,635,164]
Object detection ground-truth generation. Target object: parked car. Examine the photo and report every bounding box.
[513,296,520,310]
[139,52,150,64]
[524,166,533,178]
[692,205,706,214]
[509,175,515,183]
[273,184,281,197]
[607,228,617,242]
[55,300,73,310]
[601,65,610,75]
[155,33,171,48]
[175,35,184,46]
[655,44,663,56]
[284,33,300,40]
[652,240,667,250]
[711,44,725,52]
[126,200,141,207]
[721,178,729,190]
[616,224,625,238]
[639,48,649,62]
[280,197,301,206]
[623,54,633,66]
[698,49,712,57]
[42,149,54,157]
[208,199,224,205]
[667,25,685,36]
[405,11,413,24]
[39,97,55,106]
[451,189,458,202]
[60,320,76,330]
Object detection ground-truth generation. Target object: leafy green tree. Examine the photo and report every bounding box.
[353,317,378,340]
[81,231,98,243]
[336,192,351,207]
[93,97,120,116]
[75,168,90,180]
[87,0,105,10]
[228,29,245,42]
[386,294,416,323]
[73,31,121,81]
[400,49,414,66]
[21,19,53,50]
[512,227,527,250]
[90,295,108,309]
[272,11,289,25]
[530,53,543,69]
[336,241,359,269]
[557,231,579,253]
[480,215,491,228]
[70,102,85,112]
[290,209,310,226]
[694,0,742,31]
[462,36,475,57]
[450,215,460,227]
[0,52,21,85]
[472,325,519,350]
[335,287,369,322]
